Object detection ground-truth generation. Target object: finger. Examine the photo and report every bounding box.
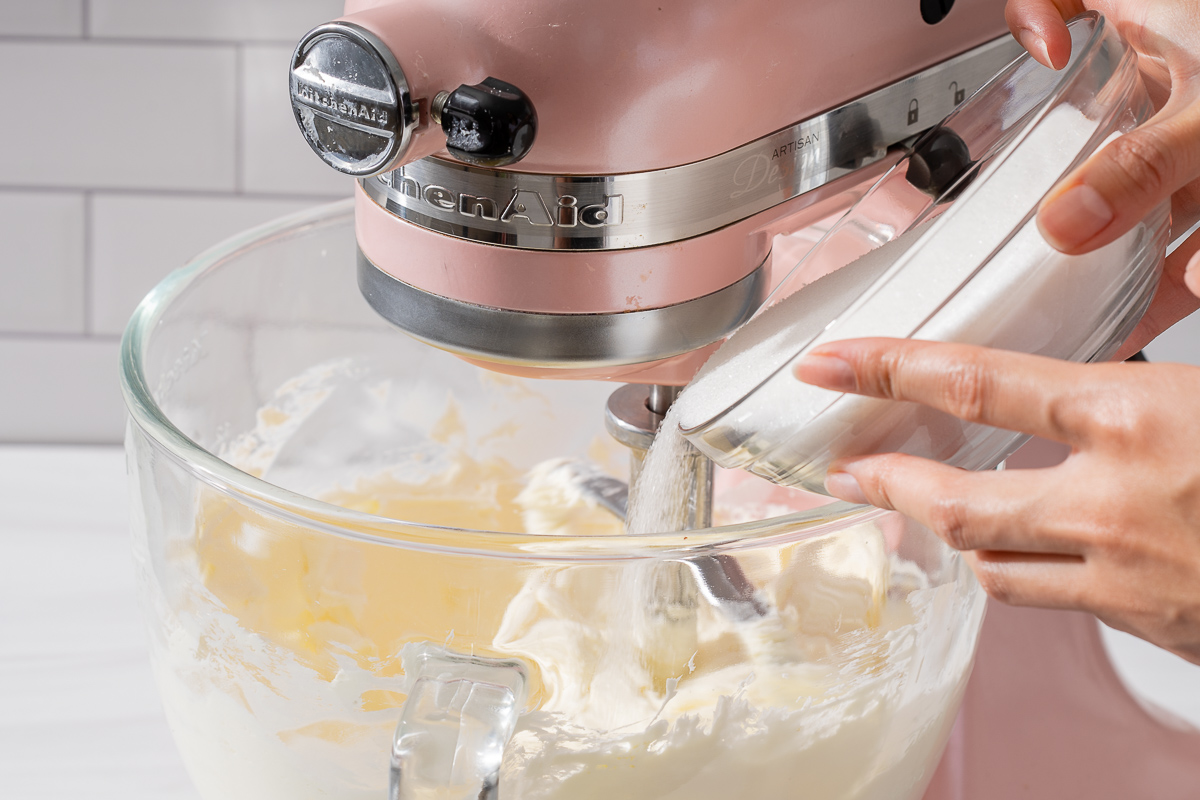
[825,452,1089,555]
[964,550,1091,610]
[794,338,1092,443]
[1004,0,1079,69]
[1038,102,1200,254]
[1185,232,1200,299]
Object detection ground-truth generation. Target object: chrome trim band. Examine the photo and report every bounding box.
[358,250,770,367]
[361,35,1024,250]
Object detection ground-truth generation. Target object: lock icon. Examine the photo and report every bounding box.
[907,99,920,125]
[950,81,965,104]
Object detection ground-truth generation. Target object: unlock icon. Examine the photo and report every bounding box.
[907,99,919,125]
[949,81,966,104]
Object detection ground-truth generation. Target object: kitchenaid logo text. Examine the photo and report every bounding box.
[380,172,623,228]
[293,81,390,128]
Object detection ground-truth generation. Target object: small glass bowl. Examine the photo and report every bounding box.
[680,12,1170,494]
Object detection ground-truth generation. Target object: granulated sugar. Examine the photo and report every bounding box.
[625,230,926,533]
[624,403,697,535]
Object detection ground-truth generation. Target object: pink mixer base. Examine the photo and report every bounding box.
[924,439,1200,799]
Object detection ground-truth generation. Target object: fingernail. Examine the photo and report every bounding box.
[1038,184,1114,250]
[825,471,869,505]
[794,354,856,392]
[1186,250,1200,297]
[1017,28,1052,68]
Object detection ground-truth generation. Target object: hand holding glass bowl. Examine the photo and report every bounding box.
[797,0,1200,666]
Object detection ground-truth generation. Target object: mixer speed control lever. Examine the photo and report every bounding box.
[431,78,538,167]
[905,127,976,201]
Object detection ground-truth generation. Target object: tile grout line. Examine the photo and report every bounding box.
[81,0,90,39]
[0,33,299,48]
[0,331,121,343]
[235,43,245,195]
[0,184,348,202]
[82,191,93,336]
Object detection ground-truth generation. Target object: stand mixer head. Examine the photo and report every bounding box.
[290,0,1020,384]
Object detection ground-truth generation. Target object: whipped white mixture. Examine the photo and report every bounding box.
[147,543,980,800]
[492,530,979,800]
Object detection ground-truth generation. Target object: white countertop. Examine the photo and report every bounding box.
[0,445,200,800]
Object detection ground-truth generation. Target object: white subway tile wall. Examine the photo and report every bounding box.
[1,2,1198,444]
[90,0,345,43]
[0,192,86,335]
[89,194,322,335]
[0,42,238,191]
[0,0,350,443]
[0,338,125,444]
[0,2,84,37]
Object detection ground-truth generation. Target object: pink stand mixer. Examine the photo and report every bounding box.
[287,0,1032,523]
[140,0,1196,796]
[288,0,1025,385]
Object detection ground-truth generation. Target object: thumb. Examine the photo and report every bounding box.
[1037,106,1200,254]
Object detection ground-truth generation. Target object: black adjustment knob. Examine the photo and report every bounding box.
[920,0,956,24]
[906,127,976,201]
[433,78,538,167]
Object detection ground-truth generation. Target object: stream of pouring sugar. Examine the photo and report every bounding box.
[623,398,815,666]
[625,402,697,537]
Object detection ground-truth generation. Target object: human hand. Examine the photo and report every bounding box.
[1006,0,1200,353]
[795,339,1200,665]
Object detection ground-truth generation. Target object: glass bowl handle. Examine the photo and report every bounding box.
[390,643,529,800]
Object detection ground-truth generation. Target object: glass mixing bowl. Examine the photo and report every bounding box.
[121,202,985,800]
